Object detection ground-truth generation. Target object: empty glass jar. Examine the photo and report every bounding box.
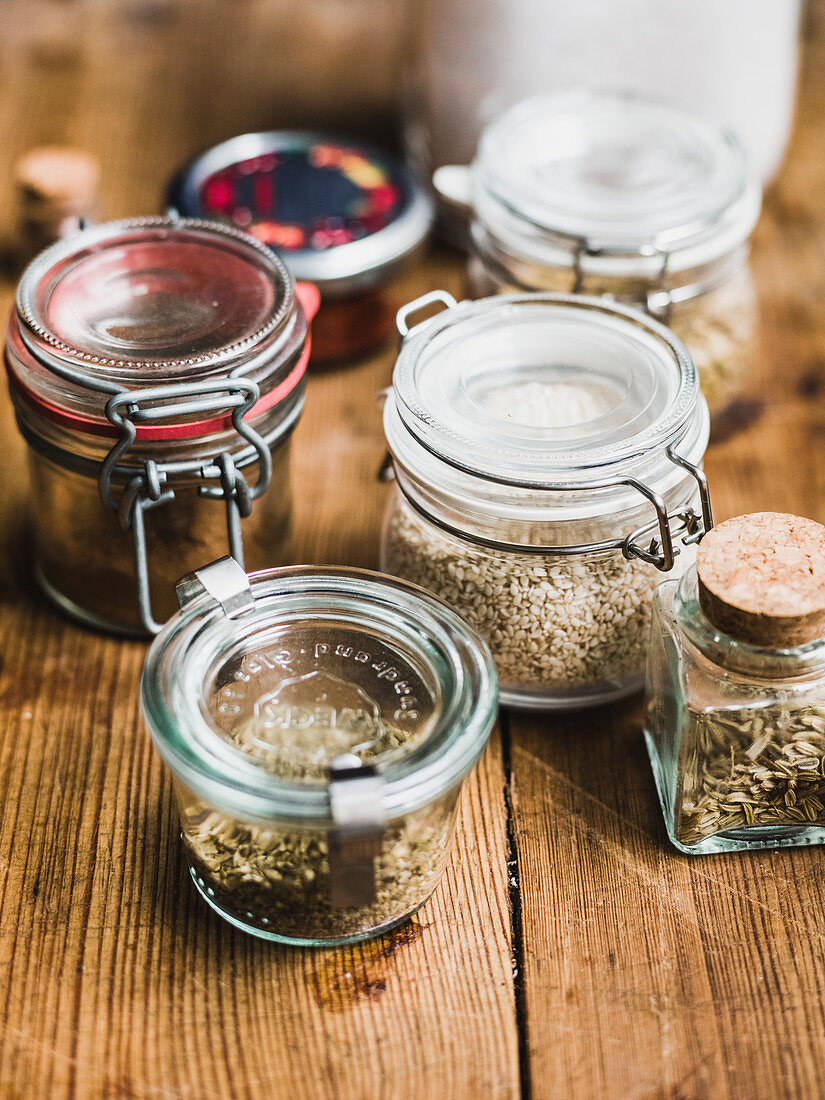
[646,512,825,854]
[6,216,316,635]
[141,558,498,945]
[380,290,713,710]
[436,90,762,415]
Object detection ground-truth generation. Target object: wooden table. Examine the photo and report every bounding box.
[2,3,825,1097]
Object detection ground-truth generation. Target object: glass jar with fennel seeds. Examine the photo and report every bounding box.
[645,512,825,854]
[435,90,762,417]
[380,291,713,711]
[141,558,497,945]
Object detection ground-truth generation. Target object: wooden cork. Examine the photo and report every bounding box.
[14,146,100,254]
[697,512,825,647]
[15,146,100,208]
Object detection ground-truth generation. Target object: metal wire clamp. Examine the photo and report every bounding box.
[572,239,673,322]
[384,445,712,570]
[100,378,273,634]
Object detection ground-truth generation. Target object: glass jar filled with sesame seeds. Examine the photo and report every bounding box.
[645,513,825,855]
[435,90,761,416]
[380,291,713,711]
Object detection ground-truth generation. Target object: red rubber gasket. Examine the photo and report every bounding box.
[5,281,319,441]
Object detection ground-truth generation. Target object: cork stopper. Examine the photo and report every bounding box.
[15,146,100,253]
[697,512,825,647]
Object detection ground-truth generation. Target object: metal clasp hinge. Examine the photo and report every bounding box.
[621,447,713,571]
[175,556,255,618]
[99,378,273,635]
[573,239,673,323]
[328,755,385,908]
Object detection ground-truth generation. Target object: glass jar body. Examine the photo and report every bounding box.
[467,247,757,417]
[407,0,800,188]
[18,407,295,635]
[645,573,825,854]
[381,487,699,710]
[174,778,459,945]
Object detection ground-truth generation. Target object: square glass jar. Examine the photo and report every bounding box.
[141,559,498,945]
[645,569,825,854]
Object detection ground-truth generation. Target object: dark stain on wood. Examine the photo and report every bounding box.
[310,918,425,1011]
[27,39,82,70]
[708,398,765,447]
[798,364,825,398]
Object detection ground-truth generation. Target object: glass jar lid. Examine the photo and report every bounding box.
[472,90,761,276]
[8,216,309,439]
[167,132,434,296]
[142,560,498,822]
[390,292,703,487]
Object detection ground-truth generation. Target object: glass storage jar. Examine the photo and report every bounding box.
[380,291,713,711]
[6,216,318,636]
[141,557,498,945]
[645,512,825,855]
[435,91,762,417]
[407,0,800,188]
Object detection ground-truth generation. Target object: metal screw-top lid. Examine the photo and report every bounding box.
[697,513,825,647]
[167,131,433,297]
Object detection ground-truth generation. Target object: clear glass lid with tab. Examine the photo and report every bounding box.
[469,89,761,277]
[143,561,498,821]
[386,292,711,553]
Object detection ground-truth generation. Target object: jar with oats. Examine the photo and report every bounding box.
[645,513,825,855]
[141,558,497,945]
[380,291,713,711]
[435,90,762,416]
[6,216,318,636]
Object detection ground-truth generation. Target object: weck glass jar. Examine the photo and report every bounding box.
[141,557,498,945]
[645,512,825,855]
[6,216,318,636]
[435,90,762,416]
[380,291,713,710]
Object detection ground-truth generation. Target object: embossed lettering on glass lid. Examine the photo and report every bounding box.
[206,619,440,784]
[143,564,501,815]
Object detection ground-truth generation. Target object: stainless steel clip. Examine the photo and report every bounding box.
[175,556,255,618]
[96,378,273,635]
[328,754,385,908]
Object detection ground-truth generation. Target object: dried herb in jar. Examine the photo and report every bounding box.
[179,711,455,940]
[678,703,825,845]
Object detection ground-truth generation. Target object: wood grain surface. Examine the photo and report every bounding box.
[0,2,824,1098]
[509,4,825,1096]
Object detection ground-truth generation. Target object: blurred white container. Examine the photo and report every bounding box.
[407,0,803,186]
